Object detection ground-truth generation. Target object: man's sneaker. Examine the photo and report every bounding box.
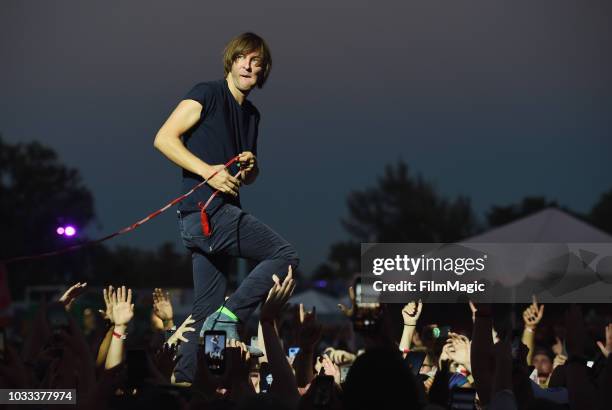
[200,309,263,357]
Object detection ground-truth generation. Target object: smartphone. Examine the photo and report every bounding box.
[258,362,272,393]
[127,349,148,388]
[352,278,381,332]
[0,330,6,363]
[260,373,273,393]
[405,351,427,376]
[449,387,476,410]
[204,330,226,374]
[288,346,300,358]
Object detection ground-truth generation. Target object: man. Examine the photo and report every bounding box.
[154,32,299,383]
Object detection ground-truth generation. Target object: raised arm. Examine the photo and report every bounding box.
[400,300,422,355]
[105,286,134,369]
[521,295,544,365]
[259,267,299,405]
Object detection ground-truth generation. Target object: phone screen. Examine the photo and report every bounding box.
[288,346,300,358]
[204,331,226,374]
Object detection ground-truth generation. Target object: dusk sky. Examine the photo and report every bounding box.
[1,1,611,274]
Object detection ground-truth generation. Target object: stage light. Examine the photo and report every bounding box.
[56,227,65,235]
[64,226,76,237]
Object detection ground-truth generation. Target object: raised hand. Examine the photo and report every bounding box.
[552,336,564,356]
[260,266,295,323]
[59,282,88,311]
[597,323,612,358]
[167,315,197,346]
[469,300,478,322]
[153,343,180,381]
[226,339,255,398]
[112,286,134,327]
[523,295,544,330]
[152,288,174,328]
[337,286,355,318]
[238,151,257,181]
[321,355,341,385]
[445,332,472,372]
[324,348,356,366]
[99,285,115,323]
[295,303,322,350]
[206,164,241,197]
[402,300,423,325]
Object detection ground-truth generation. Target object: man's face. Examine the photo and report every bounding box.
[229,50,263,92]
[532,353,552,377]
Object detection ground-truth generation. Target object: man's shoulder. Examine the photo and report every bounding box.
[183,80,223,104]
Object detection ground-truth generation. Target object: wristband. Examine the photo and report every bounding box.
[400,347,410,354]
[112,330,127,340]
[404,324,416,327]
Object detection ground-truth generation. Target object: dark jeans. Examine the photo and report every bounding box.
[173,203,299,383]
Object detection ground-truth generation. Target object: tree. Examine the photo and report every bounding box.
[0,136,96,295]
[590,188,612,235]
[319,160,478,278]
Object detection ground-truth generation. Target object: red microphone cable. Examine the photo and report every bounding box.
[1,156,241,264]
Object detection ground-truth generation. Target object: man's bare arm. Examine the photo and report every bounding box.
[154,99,240,196]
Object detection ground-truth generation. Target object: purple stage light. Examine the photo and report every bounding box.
[64,226,76,237]
[314,280,328,288]
[56,227,65,235]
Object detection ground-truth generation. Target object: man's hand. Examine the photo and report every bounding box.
[402,300,423,326]
[295,304,322,350]
[206,164,241,196]
[167,314,197,346]
[523,295,544,330]
[445,332,472,372]
[597,323,612,358]
[238,151,258,184]
[238,151,257,173]
[260,266,295,323]
[99,285,115,323]
[59,282,88,311]
[152,288,174,329]
[337,286,356,318]
[112,286,134,327]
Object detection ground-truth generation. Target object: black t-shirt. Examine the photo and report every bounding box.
[179,79,260,213]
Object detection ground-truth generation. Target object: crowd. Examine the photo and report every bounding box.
[0,270,611,410]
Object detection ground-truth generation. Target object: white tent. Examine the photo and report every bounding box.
[464,208,612,242]
[458,208,612,302]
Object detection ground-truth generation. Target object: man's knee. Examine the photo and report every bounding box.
[281,243,299,270]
